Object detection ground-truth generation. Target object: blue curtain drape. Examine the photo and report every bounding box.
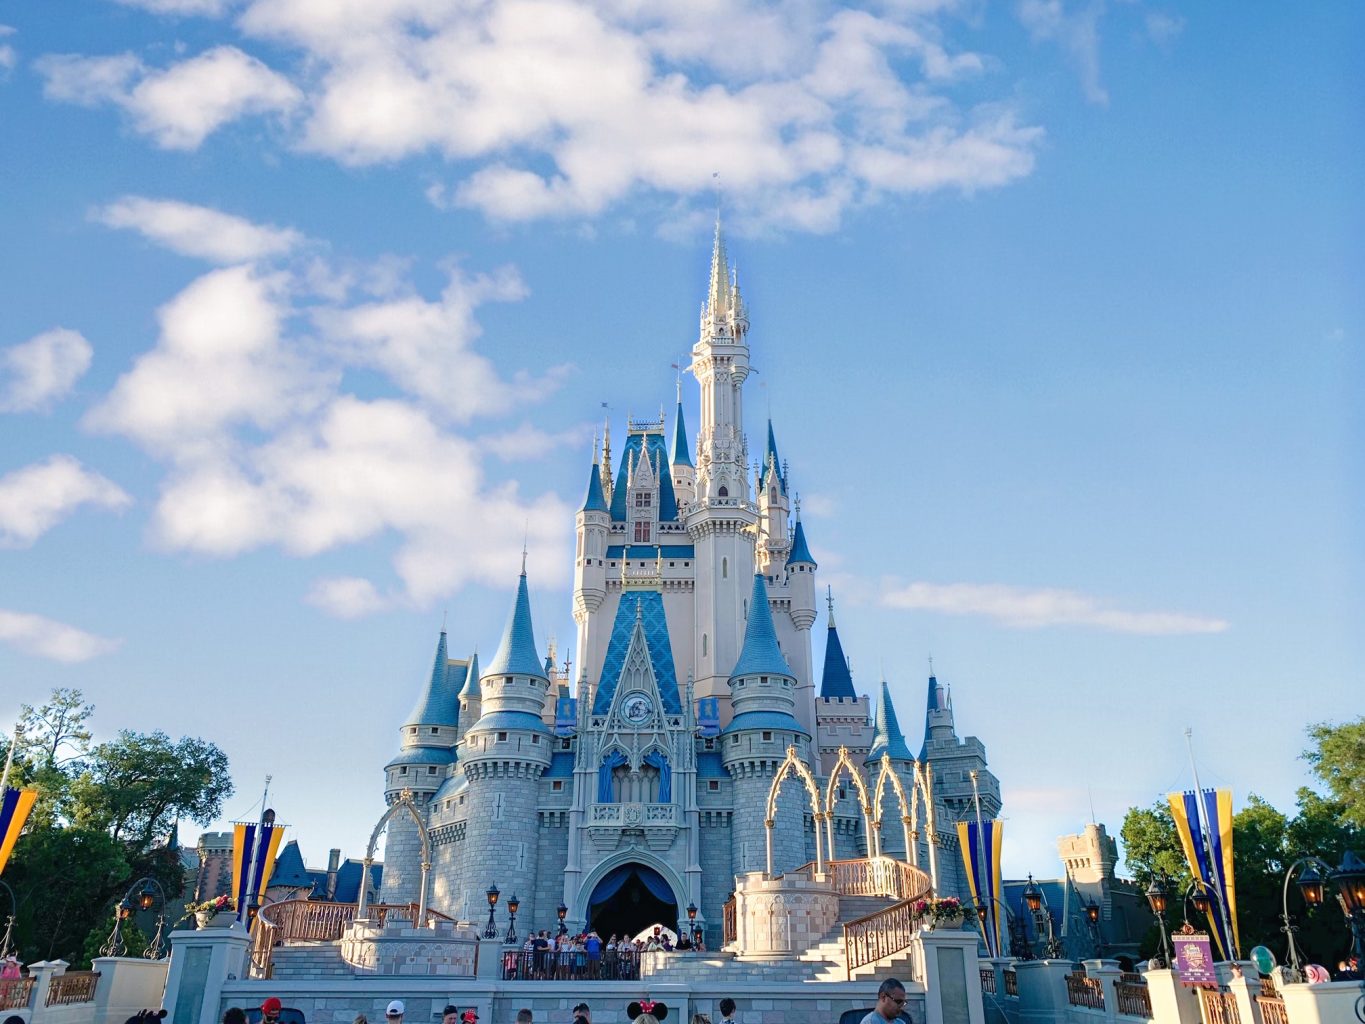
[643,751,672,803]
[635,866,674,904]
[588,864,675,907]
[598,750,628,803]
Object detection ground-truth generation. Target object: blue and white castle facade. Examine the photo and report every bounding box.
[379,227,1002,944]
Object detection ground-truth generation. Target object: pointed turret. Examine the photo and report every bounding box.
[866,680,914,764]
[671,394,697,508]
[707,218,732,323]
[405,630,461,729]
[819,598,856,700]
[483,571,549,681]
[731,573,794,680]
[920,673,954,760]
[581,453,607,513]
[787,511,816,568]
[671,398,693,468]
[759,420,785,495]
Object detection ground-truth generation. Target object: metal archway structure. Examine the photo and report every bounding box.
[822,745,874,861]
[356,788,430,923]
[764,746,826,876]
[870,753,939,887]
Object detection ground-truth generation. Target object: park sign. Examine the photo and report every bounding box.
[1173,932,1218,986]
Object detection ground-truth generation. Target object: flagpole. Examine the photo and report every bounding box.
[244,775,272,923]
[0,724,18,793]
[1184,727,1238,959]
[969,769,992,956]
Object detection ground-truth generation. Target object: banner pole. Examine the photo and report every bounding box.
[969,769,992,955]
[0,724,18,793]
[1183,728,1237,959]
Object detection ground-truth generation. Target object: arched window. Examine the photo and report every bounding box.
[718,486,729,497]
[770,487,777,503]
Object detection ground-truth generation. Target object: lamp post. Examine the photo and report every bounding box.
[100,877,170,959]
[0,879,16,961]
[975,893,1029,961]
[506,893,520,944]
[484,884,500,939]
[1330,851,1365,971]
[1084,900,1102,959]
[1022,874,1064,959]
[1278,857,1333,976]
[1145,875,1173,968]
[557,902,568,937]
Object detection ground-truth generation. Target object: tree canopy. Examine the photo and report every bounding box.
[1305,717,1365,828]
[2,689,234,966]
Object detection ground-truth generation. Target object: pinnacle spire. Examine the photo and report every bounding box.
[671,397,693,468]
[483,571,547,680]
[459,649,481,699]
[867,679,914,763]
[730,574,794,679]
[707,215,730,321]
[819,595,855,700]
[404,629,460,728]
[581,449,607,512]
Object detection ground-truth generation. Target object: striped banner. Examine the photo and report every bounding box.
[0,787,38,876]
[957,819,1003,957]
[1168,788,1240,960]
[231,820,286,922]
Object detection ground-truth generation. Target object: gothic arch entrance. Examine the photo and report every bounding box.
[586,863,678,941]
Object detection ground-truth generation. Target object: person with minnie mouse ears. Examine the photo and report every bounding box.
[627,999,668,1024]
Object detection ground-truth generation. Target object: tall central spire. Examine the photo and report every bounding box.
[707,217,731,322]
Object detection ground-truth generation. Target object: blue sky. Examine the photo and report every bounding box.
[0,0,1360,884]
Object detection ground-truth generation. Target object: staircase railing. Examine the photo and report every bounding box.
[249,899,454,979]
[842,894,928,979]
[781,856,930,901]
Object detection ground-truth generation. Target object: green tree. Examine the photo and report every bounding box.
[18,687,94,767]
[5,826,130,962]
[1304,717,1365,828]
[1120,801,1192,889]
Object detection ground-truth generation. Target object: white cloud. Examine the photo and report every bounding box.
[882,580,1228,635]
[481,422,586,461]
[95,196,304,264]
[152,396,571,602]
[0,25,16,74]
[37,45,300,149]
[798,492,838,519]
[1144,11,1184,47]
[112,0,236,14]
[0,456,132,547]
[1017,0,1108,105]
[0,609,122,663]
[0,328,93,412]
[305,576,388,618]
[84,265,332,456]
[227,0,1042,229]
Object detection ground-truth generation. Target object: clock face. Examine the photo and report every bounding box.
[623,694,651,724]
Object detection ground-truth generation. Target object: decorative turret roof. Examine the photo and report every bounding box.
[459,650,480,699]
[581,454,607,512]
[482,571,548,680]
[867,680,914,764]
[759,420,786,495]
[919,673,948,760]
[671,400,693,468]
[404,630,461,728]
[730,573,794,679]
[819,598,856,700]
[270,840,313,889]
[787,513,816,566]
[610,429,679,521]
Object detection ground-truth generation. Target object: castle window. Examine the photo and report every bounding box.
[409,727,417,735]
[561,739,572,750]
[552,780,563,791]
[709,781,720,792]
[400,766,408,774]
[722,557,728,578]
[702,634,708,657]
[763,732,772,741]
[430,727,439,735]
[704,738,715,750]
[459,795,465,805]
[760,676,767,685]
[428,766,437,775]
[498,732,508,741]
[634,521,651,542]
[532,735,540,744]
[635,492,651,508]
[719,486,728,497]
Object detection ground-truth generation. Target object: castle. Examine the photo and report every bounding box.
[378,225,1001,945]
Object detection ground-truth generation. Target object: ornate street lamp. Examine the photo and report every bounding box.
[506,893,520,944]
[1145,875,1172,968]
[1330,851,1365,968]
[1023,875,1042,914]
[1084,900,1102,958]
[557,902,568,936]
[1278,857,1333,976]
[0,879,15,961]
[101,878,169,959]
[1023,873,1062,959]
[484,884,500,939]
[687,902,698,923]
[1190,886,1212,917]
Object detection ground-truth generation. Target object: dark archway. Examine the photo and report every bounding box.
[587,863,677,941]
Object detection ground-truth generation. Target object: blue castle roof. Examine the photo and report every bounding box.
[459,650,481,699]
[919,674,941,760]
[787,517,816,566]
[544,751,575,778]
[387,746,456,768]
[405,631,466,729]
[730,574,794,679]
[269,840,313,889]
[721,710,809,737]
[482,572,548,680]
[696,751,729,778]
[592,590,683,714]
[581,458,607,512]
[610,430,679,522]
[671,402,693,468]
[465,710,550,735]
[759,420,786,495]
[866,680,914,764]
[820,616,856,700]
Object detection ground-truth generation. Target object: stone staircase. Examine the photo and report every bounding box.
[268,942,353,979]
[796,894,918,982]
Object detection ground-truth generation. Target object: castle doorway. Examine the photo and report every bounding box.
[586,863,677,941]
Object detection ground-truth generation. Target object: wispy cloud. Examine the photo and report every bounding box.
[481,421,586,462]
[0,609,122,662]
[36,45,299,149]
[0,455,132,547]
[1017,0,1109,105]
[305,576,388,619]
[95,196,304,264]
[0,25,16,75]
[0,327,93,412]
[882,580,1228,635]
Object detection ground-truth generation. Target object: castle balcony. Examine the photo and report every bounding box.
[586,801,679,852]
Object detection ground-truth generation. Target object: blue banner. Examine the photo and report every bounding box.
[555,696,577,736]
[697,697,720,738]
[957,819,1003,957]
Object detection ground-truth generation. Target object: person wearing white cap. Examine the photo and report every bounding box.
[385,1002,405,1022]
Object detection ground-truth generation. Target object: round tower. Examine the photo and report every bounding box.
[670,393,696,508]
[721,573,813,876]
[785,502,818,735]
[380,630,459,904]
[459,566,553,932]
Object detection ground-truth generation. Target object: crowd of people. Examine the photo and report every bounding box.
[501,926,707,981]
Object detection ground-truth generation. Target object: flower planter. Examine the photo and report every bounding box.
[196,911,235,929]
[930,912,965,931]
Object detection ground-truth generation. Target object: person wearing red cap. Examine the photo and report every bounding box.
[461,1011,479,1024]
[261,998,283,1024]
